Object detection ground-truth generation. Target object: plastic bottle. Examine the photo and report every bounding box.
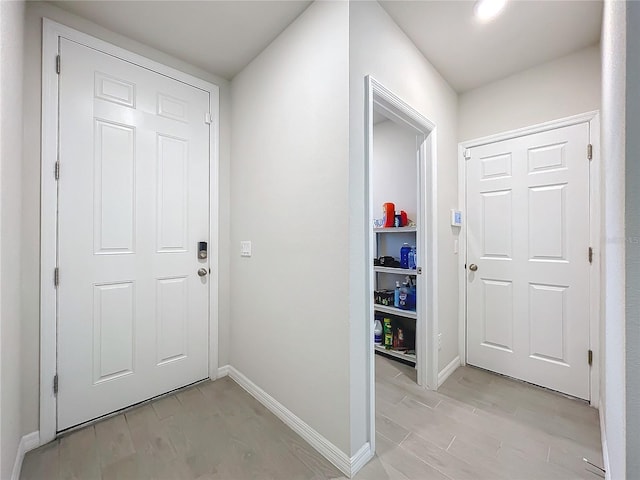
[374,320,383,345]
[383,318,393,348]
[383,203,395,228]
[409,246,417,270]
[398,282,409,310]
[400,243,411,269]
[394,281,401,307]
[400,210,408,227]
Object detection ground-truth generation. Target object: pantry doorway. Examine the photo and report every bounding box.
[364,76,438,452]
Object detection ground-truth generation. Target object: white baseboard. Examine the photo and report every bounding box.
[216,364,230,379]
[599,403,610,480]
[438,355,461,387]
[227,365,367,477]
[11,431,40,480]
[350,442,373,477]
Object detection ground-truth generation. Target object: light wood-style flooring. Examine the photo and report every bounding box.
[21,356,603,479]
[361,354,603,479]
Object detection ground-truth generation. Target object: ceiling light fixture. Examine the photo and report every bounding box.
[474,0,507,22]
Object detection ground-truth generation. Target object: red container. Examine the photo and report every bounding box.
[383,202,395,227]
[400,210,408,227]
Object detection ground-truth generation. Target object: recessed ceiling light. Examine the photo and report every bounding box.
[474,0,507,22]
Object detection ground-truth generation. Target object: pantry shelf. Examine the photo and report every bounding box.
[374,345,416,364]
[374,226,417,234]
[374,266,417,275]
[374,304,417,319]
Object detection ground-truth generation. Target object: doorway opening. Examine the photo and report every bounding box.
[364,76,438,452]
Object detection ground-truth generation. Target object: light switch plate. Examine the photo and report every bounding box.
[240,241,252,257]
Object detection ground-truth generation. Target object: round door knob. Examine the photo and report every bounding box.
[197,268,208,277]
[469,264,478,272]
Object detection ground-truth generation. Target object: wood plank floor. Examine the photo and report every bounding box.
[362,355,603,480]
[22,357,603,479]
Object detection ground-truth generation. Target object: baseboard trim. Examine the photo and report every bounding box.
[227,365,364,477]
[11,431,40,480]
[216,364,230,379]
[350,442,373,477]
[438,355,461,387]
[599,403,610,480]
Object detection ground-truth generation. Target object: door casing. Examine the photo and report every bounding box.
[457,111,601,407]
[40,19,221,444]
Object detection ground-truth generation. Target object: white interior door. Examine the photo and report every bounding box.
[466,122,591,399]
[57,39,211,430]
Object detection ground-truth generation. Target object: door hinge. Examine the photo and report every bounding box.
[587,144,593,160]
[588,349,593,366]
[54,161,60,180]
[56,55,61,75]
[53,374,58,395]
[589,247,593,264]
[204,113,212,125]
[54,267,59,287]
[463,148,471,160]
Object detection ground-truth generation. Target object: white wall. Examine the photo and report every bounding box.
[22,1,232,437]
[349,0,459,453]
[601,1,626,478]
[625,2,639,477]
[0,0,25,477]
[373,120,418,223]
[230,1,351,454]
[458,45,601,142]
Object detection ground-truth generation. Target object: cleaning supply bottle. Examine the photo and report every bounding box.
[382,203,395,228]
[400,243,411,269]
[394,281,401,307]
[409,246,417,269]
[383,318,393,348]
[374,319,383,345]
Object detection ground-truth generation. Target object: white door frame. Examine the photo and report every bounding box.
[365,76,439,451]
[40,19,220,444]
[457,111,601,407]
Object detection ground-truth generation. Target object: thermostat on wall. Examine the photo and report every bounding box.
[451,209,462,227]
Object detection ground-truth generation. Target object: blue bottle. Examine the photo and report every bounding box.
[409,246,417,269]
[400,243,411,269]
[394,281,401,307]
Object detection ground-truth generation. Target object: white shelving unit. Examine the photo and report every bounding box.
[373,226,418,365]
[374,345,416,364]
[373,304,417,320]
[373,226,416,234]
[374,266,416,275]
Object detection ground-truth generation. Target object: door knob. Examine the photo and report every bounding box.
[469,264,478,272]
[197,268,208,277]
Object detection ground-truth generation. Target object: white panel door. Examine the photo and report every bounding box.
[57,39,210,430]
[466,123,591,399]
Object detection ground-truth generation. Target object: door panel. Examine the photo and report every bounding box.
[466,123,590,399]
[57,39,210,430]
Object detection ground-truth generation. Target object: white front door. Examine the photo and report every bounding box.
[57,39,211,430]
[466,122,591,399]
